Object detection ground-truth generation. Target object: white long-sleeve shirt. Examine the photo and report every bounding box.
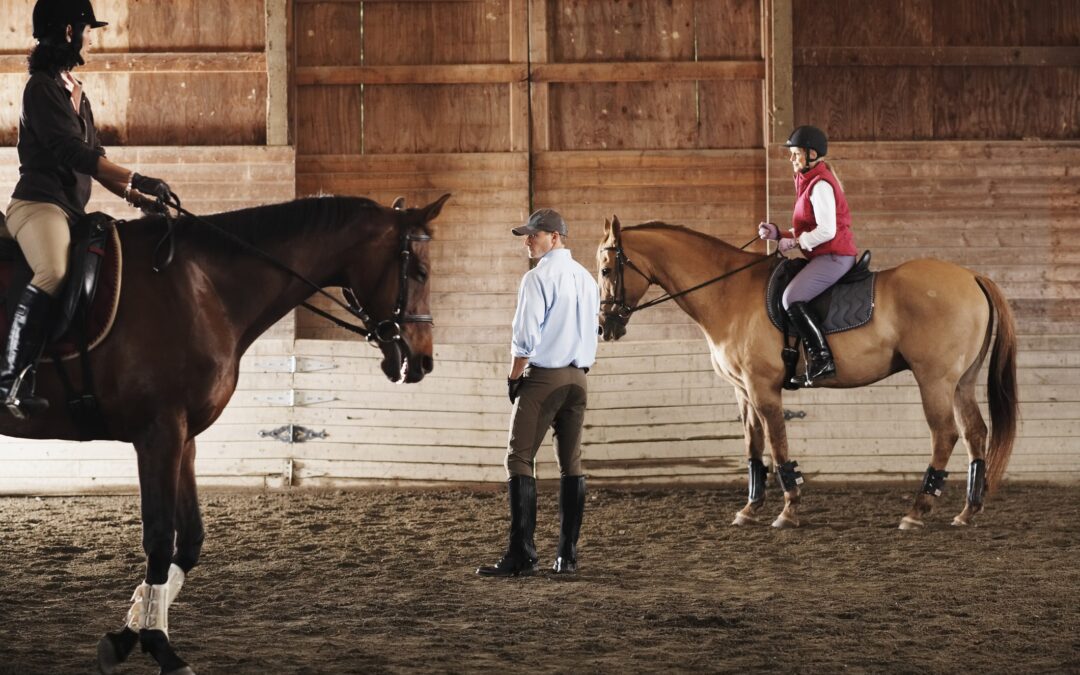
[795,180,837,251]
[510,248,600,369]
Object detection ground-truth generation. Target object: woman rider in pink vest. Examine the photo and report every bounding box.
[758,125,858,386]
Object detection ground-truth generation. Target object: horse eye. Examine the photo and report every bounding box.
[601,267,611,276]
[415,267,429,282]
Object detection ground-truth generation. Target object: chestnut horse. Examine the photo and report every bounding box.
[0,193,449,674]
[596,217,1017,531]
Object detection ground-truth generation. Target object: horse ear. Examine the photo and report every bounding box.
[612,214,622,238]
[603,217,612,237]
[392,196,406,210]
[419,193,451,223]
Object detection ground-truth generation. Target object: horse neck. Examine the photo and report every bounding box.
[192,205,389,353]
[626,227,764,334]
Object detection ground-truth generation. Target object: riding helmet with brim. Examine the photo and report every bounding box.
[784,125,828,159]
[33,0,108,39]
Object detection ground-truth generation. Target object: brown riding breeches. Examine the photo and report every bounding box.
[2,198,71,297]
[505,365,588,478]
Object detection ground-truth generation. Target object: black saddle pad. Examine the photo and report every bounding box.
[767,251,876,335]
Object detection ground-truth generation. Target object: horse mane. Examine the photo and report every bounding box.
[194,195,381,242]
[623,221,741,252]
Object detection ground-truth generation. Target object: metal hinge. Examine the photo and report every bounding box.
[259,424,328,444]
[783,409,807,421]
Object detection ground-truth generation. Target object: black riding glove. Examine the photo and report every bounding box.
[507,376,524,403]
[132,173,174,202]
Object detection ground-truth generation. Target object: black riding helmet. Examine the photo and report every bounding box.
[784,125,828,160]
[33,0,108,39]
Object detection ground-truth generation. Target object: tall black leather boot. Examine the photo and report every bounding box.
[0,284,54,418]
[785,301,836,386]
[553,475,585,574]
[476,475,539,577]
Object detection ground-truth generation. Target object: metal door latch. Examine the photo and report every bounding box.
[259,424,328,444]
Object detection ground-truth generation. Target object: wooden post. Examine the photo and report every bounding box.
[768,0,793,145]
[266,0,289,146]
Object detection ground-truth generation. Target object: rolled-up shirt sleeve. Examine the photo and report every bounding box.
[511,273,547,358]
[25,80,103,176]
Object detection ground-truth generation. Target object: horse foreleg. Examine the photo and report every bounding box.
[901,381,961,530]
[732,391,768,526]
[99,438,200,674]
[100,422,194,675]
[752,390,803,528]
[174,439,205,572]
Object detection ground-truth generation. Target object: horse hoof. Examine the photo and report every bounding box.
[96,634,123,675]
[771,514,799,529]
[951,516,972,527]
[731,512,759,526]
[898,516,924,530]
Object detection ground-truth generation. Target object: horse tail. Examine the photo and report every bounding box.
[975,275,1018,493]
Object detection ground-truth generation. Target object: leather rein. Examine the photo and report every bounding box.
[151,194,431,346]
[601,234,775,323]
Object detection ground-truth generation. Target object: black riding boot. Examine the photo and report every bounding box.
[553,475,585,574]
[0,284,54,418]
[785,301,836,386]
[476,475,538,577]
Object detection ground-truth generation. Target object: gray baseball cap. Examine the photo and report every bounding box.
[512,208,568,236]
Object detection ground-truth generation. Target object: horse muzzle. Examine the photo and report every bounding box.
[600,314,627,342]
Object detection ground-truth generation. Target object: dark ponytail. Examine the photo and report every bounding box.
[27,24,86,75]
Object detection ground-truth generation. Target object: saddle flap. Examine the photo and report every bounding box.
[52,212,116,342]
[766,251,877,336]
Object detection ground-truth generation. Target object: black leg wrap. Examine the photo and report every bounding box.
[966,459,987,507]
[140,629,188,674]
[920,465,949,497]
[748,458,768,503]
[776,460,804,493]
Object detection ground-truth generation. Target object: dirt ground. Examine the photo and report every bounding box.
[0,483,1077,674]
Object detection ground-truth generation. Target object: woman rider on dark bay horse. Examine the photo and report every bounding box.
[1,0,174,418]
[758,125,858,387]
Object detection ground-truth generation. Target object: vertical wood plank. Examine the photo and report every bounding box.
[528,0,550,153]
[266,0,289,146]
[769,0,793,143]
[508,0,529,151]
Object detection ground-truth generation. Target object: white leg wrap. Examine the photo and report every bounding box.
[125,564,185,637]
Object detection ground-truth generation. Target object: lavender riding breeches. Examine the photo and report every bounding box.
[781,253,857,309]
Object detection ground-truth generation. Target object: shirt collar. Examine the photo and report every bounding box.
[536,247,571,265]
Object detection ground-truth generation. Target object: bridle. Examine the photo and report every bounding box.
[341,230,433,346]
[153,195,432,348]
[600,230,774,326]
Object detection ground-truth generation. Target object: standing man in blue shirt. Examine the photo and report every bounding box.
[477,208,600,577]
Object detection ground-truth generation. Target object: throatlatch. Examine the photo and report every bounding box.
[966,459,987,507]
[776,460,804,492]
[920,465,949,497]
[748,458,768,503]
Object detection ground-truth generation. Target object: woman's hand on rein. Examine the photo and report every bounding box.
[758,222,779,240]
[778,237,800,254]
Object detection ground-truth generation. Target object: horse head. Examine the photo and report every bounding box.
[597,215,652,342]
[345,193,449,383]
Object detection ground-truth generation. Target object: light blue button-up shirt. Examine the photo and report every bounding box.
[511,248,600,369]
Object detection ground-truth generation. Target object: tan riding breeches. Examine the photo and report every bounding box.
[2,198,70,297]
[505,365,588,478]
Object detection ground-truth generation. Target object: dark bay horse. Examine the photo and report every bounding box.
[0,193,449,674]
[596,217,1017,531]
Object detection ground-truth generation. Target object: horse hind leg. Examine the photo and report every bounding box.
[951,380,989,527]
[732,392,768,526]
[900,379,961,530]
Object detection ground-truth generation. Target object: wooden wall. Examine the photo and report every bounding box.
[0,2,297,492]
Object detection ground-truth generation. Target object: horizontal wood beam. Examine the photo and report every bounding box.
[796,46,1080,67]
[296,64,527,86]
[531,61,765,82]
[0,52,266,74]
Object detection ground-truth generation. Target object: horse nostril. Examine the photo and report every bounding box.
[422,355,434,373]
